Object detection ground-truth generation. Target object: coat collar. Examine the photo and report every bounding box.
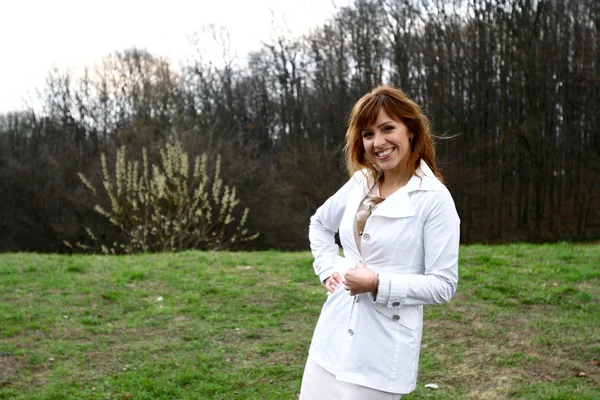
[348,160,445,219]
[402,159,446,193]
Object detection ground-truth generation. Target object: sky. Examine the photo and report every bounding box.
[0,0,353,113]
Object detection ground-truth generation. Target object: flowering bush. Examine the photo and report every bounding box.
[69,138,257,253]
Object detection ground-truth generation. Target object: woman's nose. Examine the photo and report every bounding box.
[374,132,386,148]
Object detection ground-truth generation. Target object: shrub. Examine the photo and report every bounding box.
[68,138,258,253]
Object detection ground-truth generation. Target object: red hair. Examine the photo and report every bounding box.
[344,86,442,183]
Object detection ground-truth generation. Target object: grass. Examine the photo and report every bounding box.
[0,243,598,399]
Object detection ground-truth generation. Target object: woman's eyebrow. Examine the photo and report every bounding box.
[361,120,393,133]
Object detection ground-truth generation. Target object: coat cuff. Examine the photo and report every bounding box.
[374,273,409,307]
[314,263,335,286]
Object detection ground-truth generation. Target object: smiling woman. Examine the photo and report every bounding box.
[300,86,460,399]
[359,109,414,196]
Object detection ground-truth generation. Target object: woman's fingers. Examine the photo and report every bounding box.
[325,272,343,293]
[332,272,341,284]
[326,275,338,292]
[326,278,334,293]
[325,266,369,294]
[344,267,375,294]
[330,273,340,286]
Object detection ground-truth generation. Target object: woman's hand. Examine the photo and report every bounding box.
[343,263,378,296]
[324,272,343,293]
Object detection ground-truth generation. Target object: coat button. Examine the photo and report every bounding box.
[392,302,400,307]
[362,233,370,241]
[354,296,359,303]
[392,315,400,322]
[348,329,354,336]
[315,265,321,272]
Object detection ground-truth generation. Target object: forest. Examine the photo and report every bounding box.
[0,0,598,252]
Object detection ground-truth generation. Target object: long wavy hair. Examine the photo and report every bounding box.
[343,86,442,183]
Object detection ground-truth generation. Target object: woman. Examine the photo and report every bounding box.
[300,86,460,399]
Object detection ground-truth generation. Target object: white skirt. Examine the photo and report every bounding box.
[299,357,402,400]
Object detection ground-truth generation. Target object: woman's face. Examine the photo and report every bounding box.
[361,108,413,179]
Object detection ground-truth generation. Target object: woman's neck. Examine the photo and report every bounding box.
[379,169,412,198]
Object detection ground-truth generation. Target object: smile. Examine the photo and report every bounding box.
[375,148,394,158]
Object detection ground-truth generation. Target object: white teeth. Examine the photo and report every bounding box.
[376,149,393,157]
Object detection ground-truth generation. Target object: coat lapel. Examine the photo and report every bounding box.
[371,191,416,218]
[346,172,372,223]
[369,160,445,219]
[340,173,373,260]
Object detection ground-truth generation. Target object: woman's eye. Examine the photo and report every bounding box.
[362,132,373,138]
[383,125,393,131]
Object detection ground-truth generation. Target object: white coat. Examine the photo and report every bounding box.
[307,160,460,394]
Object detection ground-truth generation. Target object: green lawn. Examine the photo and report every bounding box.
[1,243,598,399]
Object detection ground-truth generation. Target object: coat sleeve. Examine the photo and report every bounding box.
[309,174,360,284]
[374,190,460,306]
